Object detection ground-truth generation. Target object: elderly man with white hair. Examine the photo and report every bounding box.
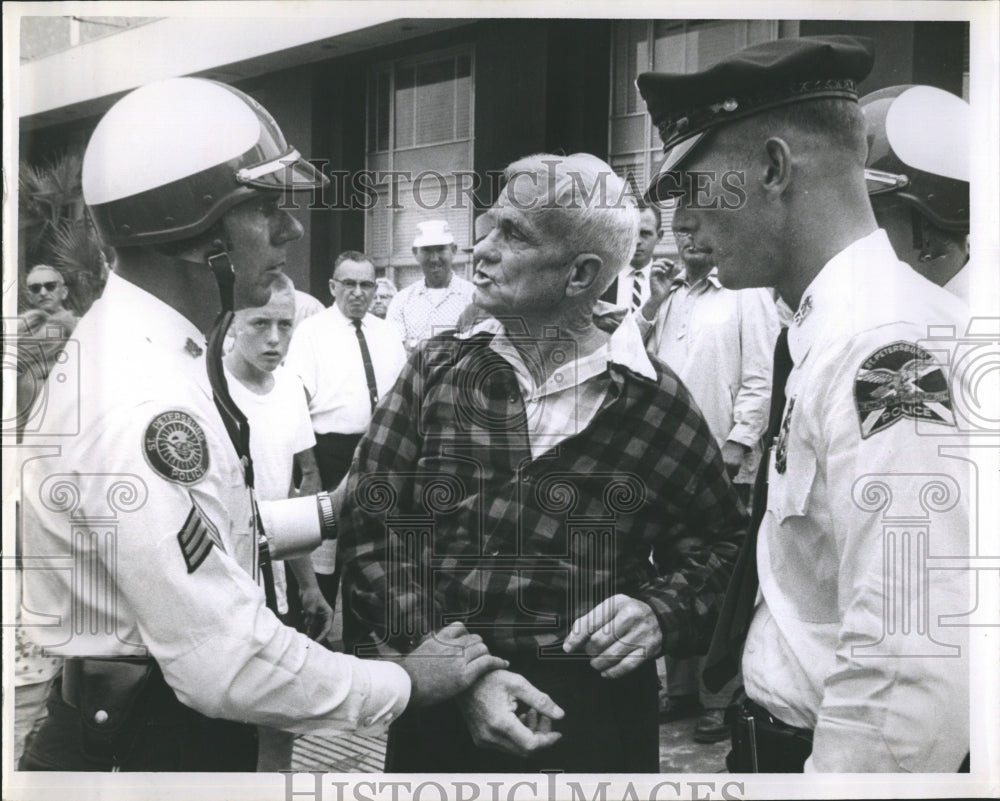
[338,152,746,773]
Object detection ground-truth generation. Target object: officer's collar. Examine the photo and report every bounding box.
[787,228,896,366]
[104,272,207,357]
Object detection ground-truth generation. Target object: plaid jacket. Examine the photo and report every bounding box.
[338,328,746,657]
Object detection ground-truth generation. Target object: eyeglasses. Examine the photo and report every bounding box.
[334,279,376,291]
[27,281,63,294]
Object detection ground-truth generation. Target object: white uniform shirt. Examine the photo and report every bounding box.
[285,306,407,436]
[943,261,970,304]
[638,269,779,483]
[385,273,475,352]
[20,272,409,735]
[741,230,971,772]
[226,364,316,614]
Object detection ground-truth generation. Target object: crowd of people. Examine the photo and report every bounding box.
[12,33,975,777]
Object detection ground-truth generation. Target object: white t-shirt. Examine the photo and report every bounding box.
[226,365,316,613]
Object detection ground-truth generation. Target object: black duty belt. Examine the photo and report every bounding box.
[726,695,814,773]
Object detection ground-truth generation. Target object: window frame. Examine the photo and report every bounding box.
[607,20,792,255]
[364,45,476,286]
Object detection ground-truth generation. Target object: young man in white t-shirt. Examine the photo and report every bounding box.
[224,275,331,770]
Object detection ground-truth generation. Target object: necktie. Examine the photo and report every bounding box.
[702,326,792,691]
[206,311,278,613]
[353,318,379,413]
[631,270,644,311]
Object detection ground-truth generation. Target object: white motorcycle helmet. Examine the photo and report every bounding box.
[82,77,327,247]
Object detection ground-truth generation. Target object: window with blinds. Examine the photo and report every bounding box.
[365,48,474,288]
[609,20,795,253]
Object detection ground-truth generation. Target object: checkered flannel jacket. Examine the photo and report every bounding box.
[338,330,747,656]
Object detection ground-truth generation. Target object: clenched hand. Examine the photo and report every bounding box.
[562,594,662,678]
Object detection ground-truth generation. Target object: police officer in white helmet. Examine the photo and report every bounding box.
[19,77,507,772]
[861,85,971,300]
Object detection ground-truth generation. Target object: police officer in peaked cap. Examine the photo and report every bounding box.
[19,77,507,772]
[638,36,970,772]
[861,84,971,301]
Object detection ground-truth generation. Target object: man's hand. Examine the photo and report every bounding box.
[562,594,662,678]
[286,554,334,642]
[456,669,565,758]
[401,622,509,707]
[720,440,749,478]
[299,586,334,642]
[640,261,674,321]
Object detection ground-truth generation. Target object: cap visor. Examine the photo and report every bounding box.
[645,133,706,202]
[239,153,329,192]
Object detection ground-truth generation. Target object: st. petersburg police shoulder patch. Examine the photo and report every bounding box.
[854,341,956,439]
[143,411,209,485]
[177,501,224,573]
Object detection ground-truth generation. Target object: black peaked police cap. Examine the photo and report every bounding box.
[637,35,876,202]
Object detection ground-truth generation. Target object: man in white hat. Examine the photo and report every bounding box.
[386,219,475,353]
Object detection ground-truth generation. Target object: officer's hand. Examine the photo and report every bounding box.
[640,261,674,321]
[456,670,565,757]
[720,440,749,478]
[401,622,509,707]
[299,587,334,642]
[562,594,662,678]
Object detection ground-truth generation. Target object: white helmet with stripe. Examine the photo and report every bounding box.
[83,77,327,247]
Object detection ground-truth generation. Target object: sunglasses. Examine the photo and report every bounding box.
[27,281,63,294]
[334,279,376,291]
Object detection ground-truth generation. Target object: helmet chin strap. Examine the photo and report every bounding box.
[206,239,236,314]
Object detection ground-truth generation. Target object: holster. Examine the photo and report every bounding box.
[725,691,813,773]
[61,657,157,767]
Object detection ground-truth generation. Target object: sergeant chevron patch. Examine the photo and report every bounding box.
[177,501,224,573]
[854,341,956,439]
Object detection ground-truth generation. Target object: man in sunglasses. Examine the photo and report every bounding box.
[285,250,407,617]
[24,264,77,326]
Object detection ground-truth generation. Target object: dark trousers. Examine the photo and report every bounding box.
[19,668,257,772]
[385,651,659,773]
[312,432,362,616]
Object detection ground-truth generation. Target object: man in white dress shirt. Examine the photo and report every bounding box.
[386,220,475,352]
[285,251,407,615]
[601,202,676,311]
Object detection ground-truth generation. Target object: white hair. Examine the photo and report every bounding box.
[502,153,639,293]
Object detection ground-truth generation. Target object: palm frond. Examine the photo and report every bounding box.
[48,219,106,315]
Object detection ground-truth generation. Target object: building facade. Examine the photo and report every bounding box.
[18,15,970,301]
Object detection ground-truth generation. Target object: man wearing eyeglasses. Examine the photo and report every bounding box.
[285,250,407,617]
[24,265,77,327]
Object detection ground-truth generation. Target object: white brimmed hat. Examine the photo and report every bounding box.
[413,220,455,248]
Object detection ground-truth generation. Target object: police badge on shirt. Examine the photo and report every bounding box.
[854,341,956,439]
[143,410,210,484]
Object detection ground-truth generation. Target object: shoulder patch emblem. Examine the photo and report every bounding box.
[177,501,224,573]
[143,411,209,485]
[854,341,955,439]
